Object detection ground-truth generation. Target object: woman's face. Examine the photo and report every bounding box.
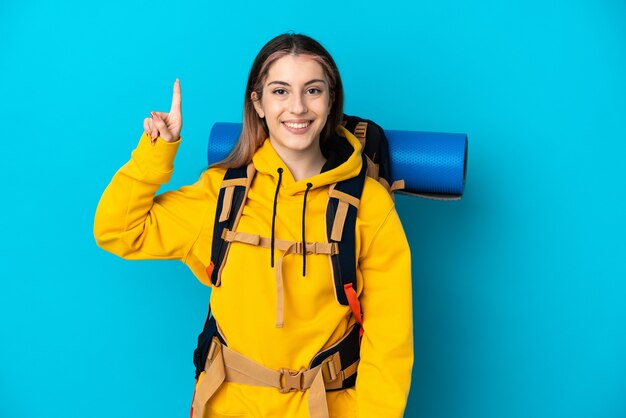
[252,54,332,160]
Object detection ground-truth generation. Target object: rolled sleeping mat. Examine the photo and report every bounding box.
[208,122,468,199]
[386,129,467,199]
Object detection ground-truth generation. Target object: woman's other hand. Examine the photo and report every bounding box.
[143,78,183,143]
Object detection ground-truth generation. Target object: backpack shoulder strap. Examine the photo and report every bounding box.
[209,163,256,286]
[326,153,368,306]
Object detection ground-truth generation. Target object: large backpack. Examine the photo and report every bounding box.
[193,115,398,380]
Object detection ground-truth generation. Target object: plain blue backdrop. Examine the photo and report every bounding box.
[1,1,625,417]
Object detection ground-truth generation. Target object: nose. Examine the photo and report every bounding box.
[289,92,307,114]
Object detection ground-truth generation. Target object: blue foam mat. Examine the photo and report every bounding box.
[207,122,467,198]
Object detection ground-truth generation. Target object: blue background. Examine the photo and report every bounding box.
[1,1,625,417]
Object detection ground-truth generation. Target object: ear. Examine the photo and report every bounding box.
[251,91,265,118]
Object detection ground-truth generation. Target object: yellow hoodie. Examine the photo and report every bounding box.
[94,126,413,418]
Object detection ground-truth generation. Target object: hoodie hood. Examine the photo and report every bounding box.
[252,125,363,195]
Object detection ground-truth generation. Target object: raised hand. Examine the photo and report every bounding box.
[143,79,182,143]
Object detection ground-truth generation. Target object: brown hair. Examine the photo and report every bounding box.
[213,33,344,168]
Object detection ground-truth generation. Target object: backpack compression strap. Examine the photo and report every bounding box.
[343,116,405,196]
[209,163,256,286]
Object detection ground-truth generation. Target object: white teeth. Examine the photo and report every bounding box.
[284,122,310,129]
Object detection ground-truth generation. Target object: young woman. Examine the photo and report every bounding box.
[94,33,413,418]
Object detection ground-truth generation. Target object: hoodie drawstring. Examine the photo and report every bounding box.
[270,168,283,268]
[302,182,313,276]
[266,171,316,326]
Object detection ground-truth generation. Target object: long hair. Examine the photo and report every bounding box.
[213,33,344,168]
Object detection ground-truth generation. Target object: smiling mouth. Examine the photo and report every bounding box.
[282,121,311,129]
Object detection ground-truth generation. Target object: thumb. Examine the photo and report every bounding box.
[151,112,174,142]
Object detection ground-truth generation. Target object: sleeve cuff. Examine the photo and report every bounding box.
[130,132,182,184]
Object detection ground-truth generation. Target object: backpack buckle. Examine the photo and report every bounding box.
[279,368,306,393]
[321,353,341,382]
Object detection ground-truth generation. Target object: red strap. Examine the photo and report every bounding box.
[205,261,214,279]
[343,283,364,337]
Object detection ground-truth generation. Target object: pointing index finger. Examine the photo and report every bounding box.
[170,78,182,114]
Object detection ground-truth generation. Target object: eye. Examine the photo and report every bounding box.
[306,87,322,95]
[273,88,287,95]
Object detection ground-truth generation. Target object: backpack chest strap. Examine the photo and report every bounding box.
[222,228,338,255]
[222,228,339,328]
